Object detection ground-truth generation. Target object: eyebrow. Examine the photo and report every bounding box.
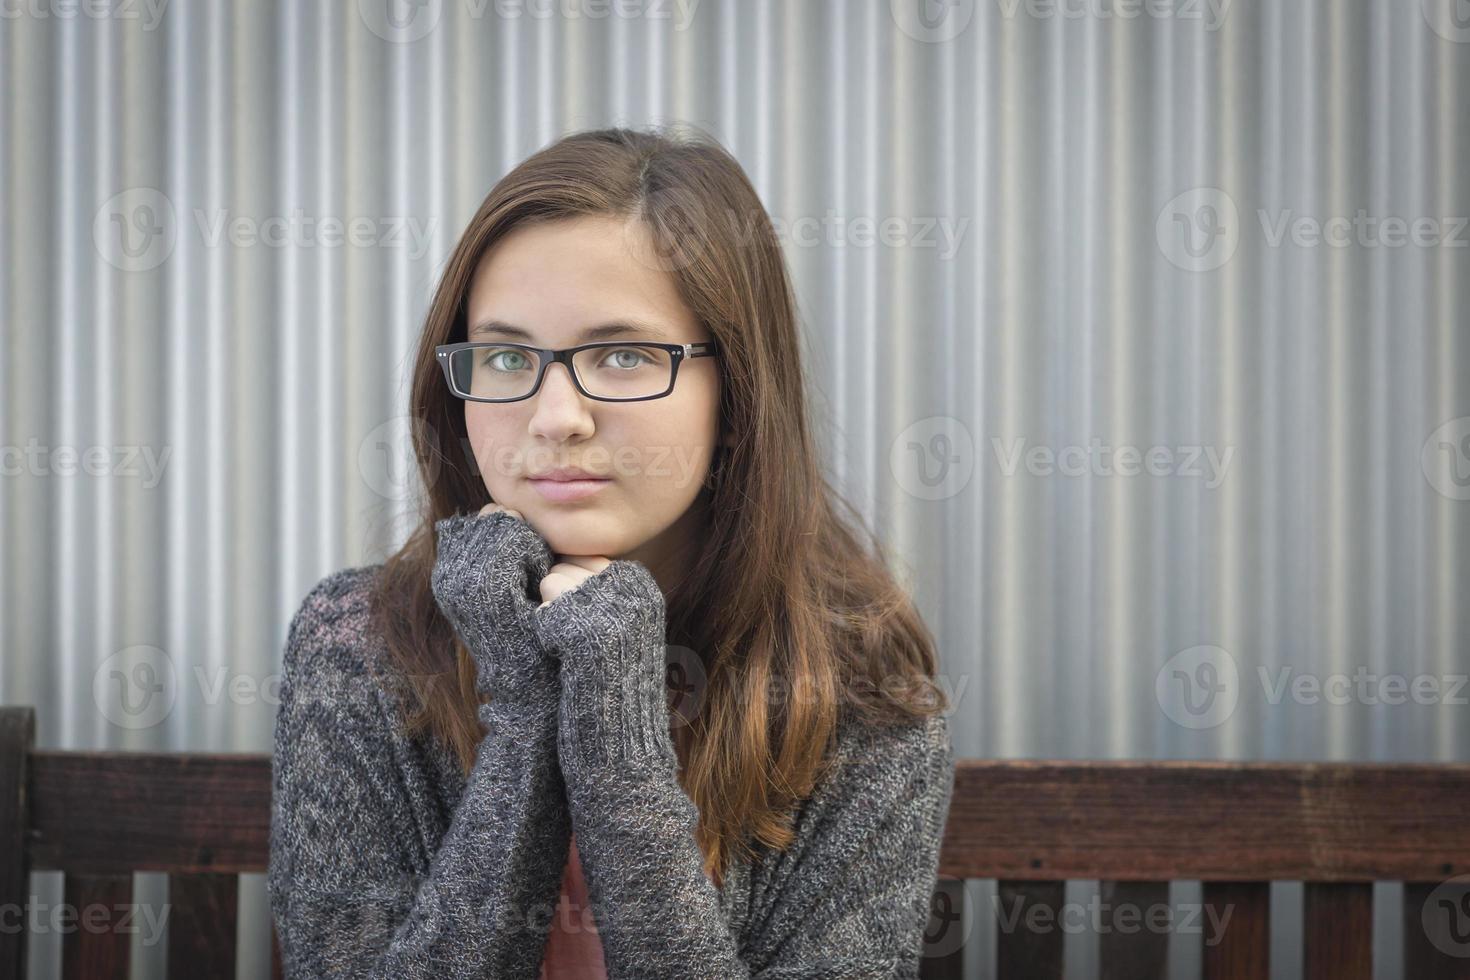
[467,319,669,343]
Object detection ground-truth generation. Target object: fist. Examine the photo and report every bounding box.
[430,502,557,702]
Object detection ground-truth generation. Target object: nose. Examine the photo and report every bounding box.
[526,360,595,443]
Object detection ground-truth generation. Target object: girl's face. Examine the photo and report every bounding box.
[461,214,724,581]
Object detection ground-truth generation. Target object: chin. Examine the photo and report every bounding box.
[532,513,637,560]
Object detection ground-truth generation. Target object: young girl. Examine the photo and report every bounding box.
[268,125,955,979]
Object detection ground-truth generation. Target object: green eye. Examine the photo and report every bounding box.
[602,348,651,370]
[484,349,530,372]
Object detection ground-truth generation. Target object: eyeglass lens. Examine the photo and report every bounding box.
[447,345,676,401]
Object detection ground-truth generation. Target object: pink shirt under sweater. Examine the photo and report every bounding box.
[539,831,608,978]
[540,830,719,978]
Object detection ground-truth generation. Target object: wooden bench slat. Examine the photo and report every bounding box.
[996,880,1064,979]
[1099,881,1169,979]
[1202,881,1270,980]
[1405,880,1470,979]
[941,760,1470,881]
[1303,882,1372,980]
[28,751,272,874]
[167,872,238,979]
[60,873,132,980]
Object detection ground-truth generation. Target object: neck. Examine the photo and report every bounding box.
[623,489,712,596]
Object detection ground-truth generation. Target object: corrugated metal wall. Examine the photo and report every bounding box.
[3,0,1466,977]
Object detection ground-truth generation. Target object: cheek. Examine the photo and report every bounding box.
[631,399,719,496]
[463,405,522,490]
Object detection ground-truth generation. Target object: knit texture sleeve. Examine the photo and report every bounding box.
[532,558,957,979]
[267,564,573,980]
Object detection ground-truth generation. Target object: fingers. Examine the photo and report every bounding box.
[553,556,613,575]
[537,557,614,608]
[537,568,579,606]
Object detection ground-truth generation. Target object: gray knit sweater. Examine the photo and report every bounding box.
[267,509,955,979]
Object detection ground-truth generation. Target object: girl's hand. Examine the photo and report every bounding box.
[531,554,674,769]
[537,555,613,609]
[532,555,667,683]
[430,502,559,709]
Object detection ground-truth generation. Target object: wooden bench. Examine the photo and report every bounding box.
[4,704,1469,978]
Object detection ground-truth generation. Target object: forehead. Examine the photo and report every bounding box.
[465,214,702,344]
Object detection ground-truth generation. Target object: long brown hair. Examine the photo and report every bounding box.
[370,124,948,885]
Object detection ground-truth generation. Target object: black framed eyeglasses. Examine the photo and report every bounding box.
[435,339,721,403]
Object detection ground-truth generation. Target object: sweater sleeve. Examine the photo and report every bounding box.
[267,569,573,980]
[537,561,957,979]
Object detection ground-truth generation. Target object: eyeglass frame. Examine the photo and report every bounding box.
[434,339,721,403]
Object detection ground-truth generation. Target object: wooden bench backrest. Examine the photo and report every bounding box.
[4,706,1470,978]
[921,758,1470,979]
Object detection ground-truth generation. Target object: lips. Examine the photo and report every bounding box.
[529,466,608,481]
[527,474,610,503]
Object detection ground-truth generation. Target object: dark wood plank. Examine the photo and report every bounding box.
[1405,880,1470,979]
[919,876,966,980]
[1202,881,1269,980]
[940,760,1470,881]
[1303,882,1371,980]
[1099,881,1169,979]
[0,707,35,980]
[996,880,1064,979]
[61,873,132,980]
[167,872,238,979]
[28,751,272,874]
